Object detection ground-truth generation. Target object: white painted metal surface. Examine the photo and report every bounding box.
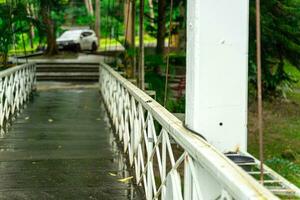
[0,63,36,127]
[186,0,249,152]
[99,62,278,200]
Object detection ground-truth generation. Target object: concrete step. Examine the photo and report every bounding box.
[35,62,99,82]
[36,66,99,73]
[37,72,98,76]
[35,62,99,65]
[37,76,98,82]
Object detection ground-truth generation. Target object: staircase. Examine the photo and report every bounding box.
[35,62,99,82]
[227,152,300,199]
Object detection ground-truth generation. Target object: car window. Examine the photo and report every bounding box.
[60,31,81,39]
[82,32,93,37]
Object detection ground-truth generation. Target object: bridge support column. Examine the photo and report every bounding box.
[185,0,249,153]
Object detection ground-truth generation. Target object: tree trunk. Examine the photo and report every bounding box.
[178,1,186,51]
[131,0,136,77]
[88,0,94,16]
[95,0,101,40]
[84,0,90,14]
[27,4,35,52]
[139,0,145,89]
[147,0,155,27]
[1,53,8,67]
[41,2,58,55]
[124,0,135,78]
[85,0,94,16]
[46,22,58,55]
[156,0,166,55]
[124,0,134,47]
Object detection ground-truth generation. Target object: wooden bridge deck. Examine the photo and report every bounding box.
[0,89,142,199]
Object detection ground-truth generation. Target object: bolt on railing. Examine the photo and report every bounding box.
[99,62,278,200]
[0,63,36,127]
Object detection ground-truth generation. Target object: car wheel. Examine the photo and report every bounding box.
[91,42,97,52]
[75,44,81,52]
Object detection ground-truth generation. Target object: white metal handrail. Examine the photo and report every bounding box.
[99,62,278,200]
[0,63,36,127]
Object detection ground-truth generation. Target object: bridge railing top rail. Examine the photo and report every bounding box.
[0,63,35,78]
[99,62,277,199]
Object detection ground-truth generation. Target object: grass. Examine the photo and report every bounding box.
[99,38,121,49]
[248,63,300,188]
[285,63,300,88]
[98,34,156,50]
[248,97,300,186]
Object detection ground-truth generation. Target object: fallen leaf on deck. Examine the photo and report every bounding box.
[117,176,133,183]
[25,117,30,120]
[48,119,53,123]
[109,172,117,177]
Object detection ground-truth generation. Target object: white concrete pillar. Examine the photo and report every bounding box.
[186,0,249,153]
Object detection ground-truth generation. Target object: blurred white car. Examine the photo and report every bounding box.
[56,29,98,52]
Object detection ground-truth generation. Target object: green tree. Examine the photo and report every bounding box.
[249,0,300,96]
[39,0,61,55]
[156,0,166,55]
[143,0,185,55]
[0,2,35,65]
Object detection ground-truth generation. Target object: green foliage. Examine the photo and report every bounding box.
[167,96,185,113]
[144,53,177,75]
[145,68,185,113]
[169,53,186,66]
[0,2,35,65]
[144,0,186,38]
[145,70,165,103]
[266,157,300,186]
[144,53,184,113]
[0,5,13,60]
[285,62,300,88]
[101,0,124,39]
[145,54,165,69]
[62,6,94,27]
[51,5,95,37]
[144,54,166,103]
[249,0,300,96]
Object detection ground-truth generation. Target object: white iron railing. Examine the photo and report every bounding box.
[99,62,278,200]
[0,63,36,127]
